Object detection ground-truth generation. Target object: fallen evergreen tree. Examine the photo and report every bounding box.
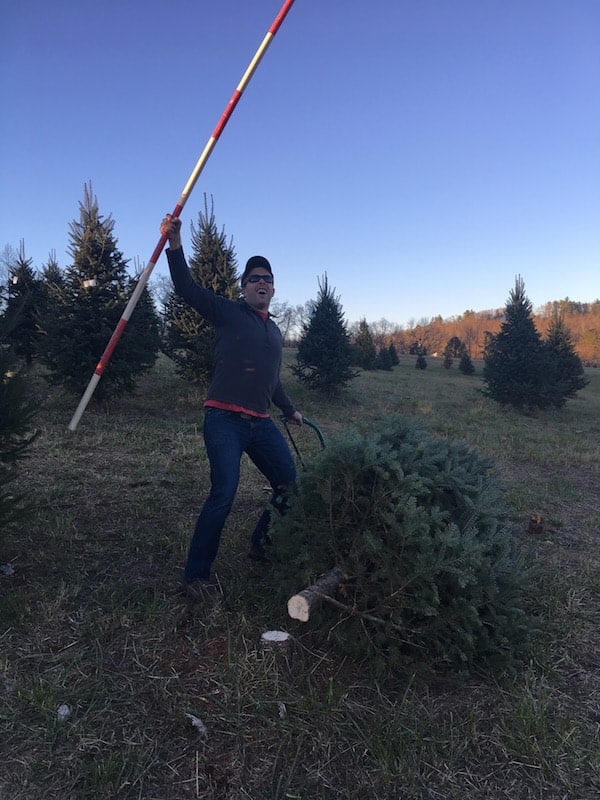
[267,415,534,676]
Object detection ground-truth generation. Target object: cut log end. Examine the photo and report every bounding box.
[287,594,310,622]
[287,566,346,623]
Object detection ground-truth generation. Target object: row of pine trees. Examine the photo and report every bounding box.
[2,185,588,412]
[0,187,590,546]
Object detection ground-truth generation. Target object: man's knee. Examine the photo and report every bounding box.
[206,484,237,515]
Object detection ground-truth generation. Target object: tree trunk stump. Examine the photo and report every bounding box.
[259,630,294,659]
[287,566,346,622]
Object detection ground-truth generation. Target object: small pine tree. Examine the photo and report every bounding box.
[0,327,38,548]
[388,342,400,366]
[444,336,465,358]
[38,251,64,333]
[3,242,45,365]
[0,244,18,312]
[375,345,393,371]
[483,276,549,411]
[291,275,356,396]
[459,351,476,375]
[41,250,63,287]
[163,195,239,384]
[125,269,163,377]
[415,352,427,369]
[353,319,378,369]
[39,183,160,400]
[543,315,588,407]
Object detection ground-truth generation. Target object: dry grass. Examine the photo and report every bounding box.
[1,355,599,799]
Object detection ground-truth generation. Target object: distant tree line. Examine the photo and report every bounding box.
[367,301,600,367]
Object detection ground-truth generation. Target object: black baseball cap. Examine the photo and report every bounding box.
[241,255,273,286]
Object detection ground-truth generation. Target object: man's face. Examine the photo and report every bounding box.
[243,269,275,311]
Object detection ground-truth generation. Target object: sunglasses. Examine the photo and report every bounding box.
[245,274,273,284]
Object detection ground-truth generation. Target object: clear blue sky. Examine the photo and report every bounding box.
[1,0,598,327]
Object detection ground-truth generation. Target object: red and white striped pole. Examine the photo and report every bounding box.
[68,0,296,431]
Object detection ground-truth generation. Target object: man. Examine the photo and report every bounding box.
[160,214,302,601]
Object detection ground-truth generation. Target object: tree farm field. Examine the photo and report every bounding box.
[1,354,599,800]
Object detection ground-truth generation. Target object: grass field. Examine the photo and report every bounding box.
[1,354,599,799]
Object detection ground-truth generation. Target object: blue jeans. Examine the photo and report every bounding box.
[184,408,297,582]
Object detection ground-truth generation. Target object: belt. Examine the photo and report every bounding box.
[227,409,262,421]
[206,406,265,422]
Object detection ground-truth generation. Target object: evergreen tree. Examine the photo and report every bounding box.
[38,250,64,342]
[459,350,476,375]
[0,324,38,548]
[415,351,427,369]
[0,244,18,312]
[444,335,465,358]
[3,242,44,365]
[163,195,239,384]
[267,415,532,674]
[388,342,400,366]
[291,275,356,396]
[375,345,393,371]
[40,250,63,288]
[125,268,163,380]
[39,183,160,400]
[483,276,550,411]
[543,314,588,408]
[353,318,378,369]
